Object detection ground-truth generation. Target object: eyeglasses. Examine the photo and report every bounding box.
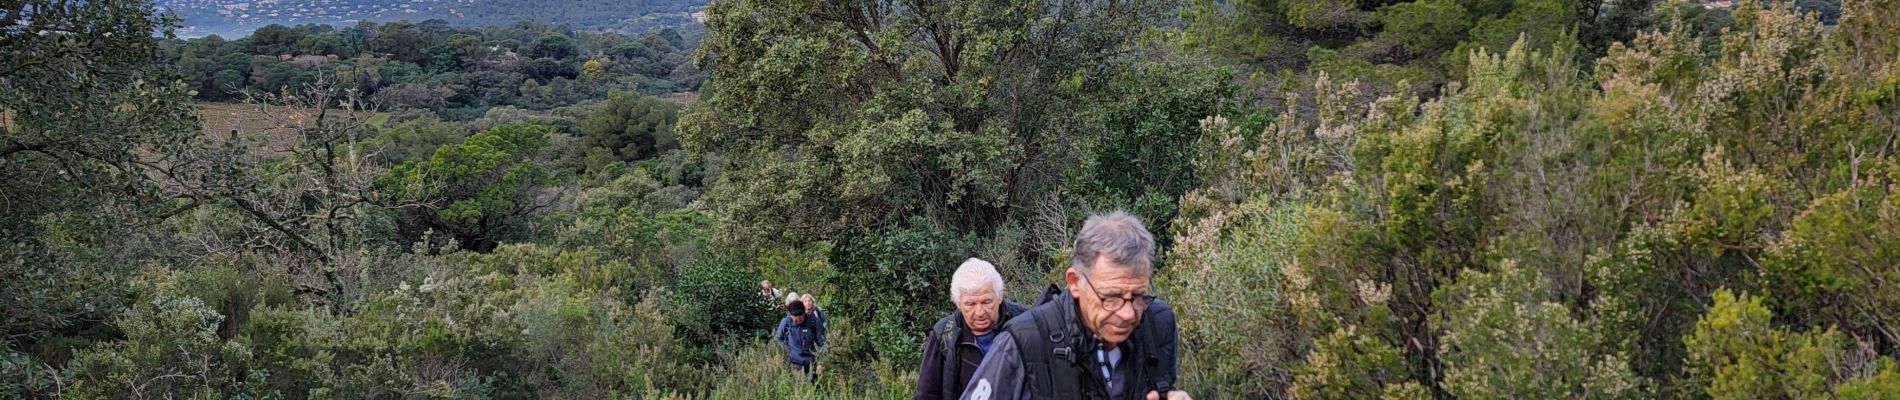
[1077,273,1156,312]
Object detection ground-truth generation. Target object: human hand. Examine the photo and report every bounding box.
[1145,390,1191,400]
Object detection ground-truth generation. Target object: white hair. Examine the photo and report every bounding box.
[785,292,800,305]
[950,258,1007,303]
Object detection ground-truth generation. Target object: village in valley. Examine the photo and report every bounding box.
[160,0,705,37]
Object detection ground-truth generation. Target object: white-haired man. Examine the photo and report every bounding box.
[916,258,1031,400]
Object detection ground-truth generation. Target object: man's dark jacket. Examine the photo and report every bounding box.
[957,286,1178,400]
[915,300,1030,400]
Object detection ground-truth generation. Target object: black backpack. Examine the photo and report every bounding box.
[1011,284,1178,399]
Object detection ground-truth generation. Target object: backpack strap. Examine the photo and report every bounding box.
[1014,286,1088,398]
[935,314,962,400]
[1137,299,1179,395]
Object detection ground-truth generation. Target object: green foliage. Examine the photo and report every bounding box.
[1762,165,1900,355]
[1684,289,1900,399]
[1181,0,1625,104]
[826,218,983,367]
[1434,260,1643,399]
[246,24,301,55]
[1,3,212,396]
[1160,196,1305,397]
[379,122,560,251]
[1178,0,1900,397]
[561,157,711,286]
[371,114,467,166]
[580,91,683,168]
[65,267,266,399]
[1445,0,1576,75]
[1288,326,1416,399]
[1672,149,1780,255]
[1311,39,1602,398]
[702,341,915,400]
[161,22,704,115]
[528,33,581,60]
[235,243,701,398]
[1377,0,1475,57]
[1582,1,1900,394]
[682,0,1179,243]
[1067,57,1240,245]
[670,255,778,349]
[2,0,199,232]
[18,0,1900,399]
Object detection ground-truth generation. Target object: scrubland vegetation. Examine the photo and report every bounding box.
[5,0,1899,398]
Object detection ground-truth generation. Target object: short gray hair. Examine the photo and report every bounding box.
[1069,211,1155,276]
[950,258,1006,303]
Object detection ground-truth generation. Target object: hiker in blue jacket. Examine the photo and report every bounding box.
[777,301,826,375]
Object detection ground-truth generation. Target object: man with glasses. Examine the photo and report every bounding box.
[960,211,1190,400]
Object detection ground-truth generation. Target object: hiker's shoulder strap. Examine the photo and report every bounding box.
[933,312,963,400]
[1136,298,1180,394]
[1013,292,1084,398]
[934,312,961,359]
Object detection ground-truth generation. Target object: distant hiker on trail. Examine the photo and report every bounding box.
[802,293,828,341]
[916,258,1030,400]
[960,211,1188,400]
[778,301,826,376]
[762,280,784,302]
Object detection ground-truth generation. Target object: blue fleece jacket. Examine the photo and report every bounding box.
[776,315,825,366]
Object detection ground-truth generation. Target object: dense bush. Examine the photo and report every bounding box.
[379,122,564,251]
[1159,197,1305,398]
[670,255,779,350]
[824,218,992,367]
[370,114,467,166]
[1172,1,1900,398]
[581,91,683,170]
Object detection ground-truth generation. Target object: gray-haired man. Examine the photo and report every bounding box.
[960,211,1188,400]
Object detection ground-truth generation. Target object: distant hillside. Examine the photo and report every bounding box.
[160,0,707,37]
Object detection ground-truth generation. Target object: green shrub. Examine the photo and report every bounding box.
[704,341,915,400]
[670,255,778,351]
[1160,198,1305,398]
[825,218,983,367]
[370,114,467,166]
[379,122,562,251]
[66,268,266,399]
